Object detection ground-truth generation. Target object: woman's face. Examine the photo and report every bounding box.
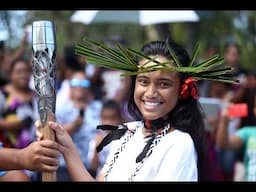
[10,61,31,89]
[134,55,181,120]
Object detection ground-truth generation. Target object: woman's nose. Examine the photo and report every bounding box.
[145,84,158,98]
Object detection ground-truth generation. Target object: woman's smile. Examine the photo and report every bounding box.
[134,55,180,120]
[142,100,163,111]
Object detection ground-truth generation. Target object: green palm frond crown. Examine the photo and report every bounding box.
[75,37,239,84]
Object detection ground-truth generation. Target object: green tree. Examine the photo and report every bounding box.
[25,11,147,55]
[23,10,256,71]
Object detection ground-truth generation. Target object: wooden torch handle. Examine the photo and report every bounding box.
[40,111,57,181]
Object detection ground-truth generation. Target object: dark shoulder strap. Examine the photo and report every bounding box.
[96,124,128,152]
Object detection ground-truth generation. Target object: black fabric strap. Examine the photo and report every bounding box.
[136,118,168,163]
[96,124,128,152]
[97,124,119,131]
[96,119,168,163]
[136,133,156,163]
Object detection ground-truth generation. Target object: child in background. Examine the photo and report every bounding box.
[88,99,123,178]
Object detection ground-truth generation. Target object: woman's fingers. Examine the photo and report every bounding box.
[36,130,43,141]
[35,120,62,141]
[34,120,42,129]
[37,121,74,152]
[48,121,65,135]
[35,120,43,141]
[35,120,65,137]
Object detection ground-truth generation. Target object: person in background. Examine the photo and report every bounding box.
[216,88,256,181]
[88,99,123,178]
[0,58,38,180]
[223,43,247,100]
[101,35,132,121]
[0,31,28,87]
[0,58,36,150]
[55,71,102,181]
[56,46,87,110]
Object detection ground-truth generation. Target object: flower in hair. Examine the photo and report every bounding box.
[180,77,198,99]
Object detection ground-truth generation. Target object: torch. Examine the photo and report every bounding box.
[32,20,57,181]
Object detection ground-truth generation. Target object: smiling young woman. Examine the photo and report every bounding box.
[32,38,238,182]
[134,56,180,121]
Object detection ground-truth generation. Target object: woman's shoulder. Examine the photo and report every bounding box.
[163,129,195,149]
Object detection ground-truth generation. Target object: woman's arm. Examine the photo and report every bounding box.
[62,142,96,181]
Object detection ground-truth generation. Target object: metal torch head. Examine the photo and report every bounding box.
[32,20,56,56]
[32,20,57,127]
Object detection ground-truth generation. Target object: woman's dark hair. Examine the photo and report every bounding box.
[127,40,207,181]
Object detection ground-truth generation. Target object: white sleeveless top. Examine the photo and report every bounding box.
[100,121,198,181]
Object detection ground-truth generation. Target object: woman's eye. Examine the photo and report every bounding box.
[159,82,171,88]
[137,78,148,85]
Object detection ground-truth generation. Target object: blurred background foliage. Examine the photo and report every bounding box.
[1,10,256,70]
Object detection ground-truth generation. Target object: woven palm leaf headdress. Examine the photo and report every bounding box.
[75,37,239,84]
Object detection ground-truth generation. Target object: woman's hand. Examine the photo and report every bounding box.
[35,120,94,181]
[35,120,75,155]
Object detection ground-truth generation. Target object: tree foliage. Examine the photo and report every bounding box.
[2,10,256,70]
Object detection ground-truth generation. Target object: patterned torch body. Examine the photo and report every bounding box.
[32,20,57,181]
[32,20,56,128]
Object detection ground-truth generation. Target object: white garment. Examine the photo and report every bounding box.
[101,121,198,181]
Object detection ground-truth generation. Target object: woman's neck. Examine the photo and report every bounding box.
[142,118,167,135]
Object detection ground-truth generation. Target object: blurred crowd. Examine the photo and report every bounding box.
[0,31,255,181]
